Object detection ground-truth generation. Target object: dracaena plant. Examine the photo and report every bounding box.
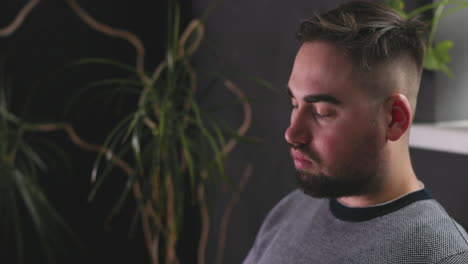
[385,0,468,77]
[0,61,79,264]
[65,0,254,263]
[1,0,256,264]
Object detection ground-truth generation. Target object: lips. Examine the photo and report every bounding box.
[291,150,314,169]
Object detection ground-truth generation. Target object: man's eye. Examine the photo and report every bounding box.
[313,111,333,119]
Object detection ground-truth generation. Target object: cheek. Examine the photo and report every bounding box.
[314,121,365,162]
[314,131,351,162]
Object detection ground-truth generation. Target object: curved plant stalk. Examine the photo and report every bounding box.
[1,1,257,264]
[26,123,134,176]
[28,121,161,264]
[59,2,174,262]
[64,0,150,84]
[215,164,253,264]
[197,79,253,264]
[178,20,205,59]
[60,4,254,263]
[146,19,205,89]
[16,70,255,264]
[165,175,178,264]
[134,183,162,264]
[0,0,40,37]
[142,19,205,106]
[197,181,210,264]
[221,80,252,156]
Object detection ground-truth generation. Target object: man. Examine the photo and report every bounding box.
[244,1,468,263]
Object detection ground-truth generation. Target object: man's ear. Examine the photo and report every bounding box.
[384,93,412,141]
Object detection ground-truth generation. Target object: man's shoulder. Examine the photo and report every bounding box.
[437,250,468,264]
[245,190,468,264]
[387,199,468,262]
[396,199,468,242]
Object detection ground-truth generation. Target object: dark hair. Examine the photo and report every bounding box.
[297,1,428,72]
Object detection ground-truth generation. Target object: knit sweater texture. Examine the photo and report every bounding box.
[244,189,468,264]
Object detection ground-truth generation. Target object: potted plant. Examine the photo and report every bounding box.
[0,0,259,263]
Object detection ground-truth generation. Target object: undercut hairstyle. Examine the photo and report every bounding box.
[297,1,428,74]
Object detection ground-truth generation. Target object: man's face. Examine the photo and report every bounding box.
[285,41,387,198]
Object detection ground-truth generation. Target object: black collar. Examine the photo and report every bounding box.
[330,189,432,222]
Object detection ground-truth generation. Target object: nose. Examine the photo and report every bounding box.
[284,112,311,147]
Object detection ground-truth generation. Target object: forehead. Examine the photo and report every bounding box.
[288,41,363,99]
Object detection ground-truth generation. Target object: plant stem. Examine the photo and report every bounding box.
[165,175,178,264]
[137,186,158,264]
[197,182,210,264]
[27,122,134,176]
[64,0,150,84]
[0,0,40,37]
[221,80,252,156]
[28,122,164,264]
[178,20,205,58]
[428,0,449,48]
[215,164,253,264]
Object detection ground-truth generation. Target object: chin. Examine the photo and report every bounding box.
[295,169,377,198]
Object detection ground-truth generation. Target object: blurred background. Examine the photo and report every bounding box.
[0,0,467,263]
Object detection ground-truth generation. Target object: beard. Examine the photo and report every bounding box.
[292,132,384,199]
[295,165,378,198]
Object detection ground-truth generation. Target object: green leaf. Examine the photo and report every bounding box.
[191,101,226,181]
[385,0,406,17]
[88,143,132,202]
[199,0,225,22]
[11,192,24,264]
[178,124,196,190]
[209,117,234,184]
[105,178,135,226]
[19,142,47,172]
[31,179,83,254]
[128,207,142,239]
[91,114,133,186]
[439,2,468,21]
[246,76,276,93]
[28,137,74,178]
[424,40,454,77]
[123,109,144,143]
[428,0,449,47]
[424,48,439,70]
[132,127,145,177]
[13,170,53,262]
[434,40,453,64]
[406,2,444,19]
[64,78,142,115]
[173,0,181,59]
[0,103,20,124]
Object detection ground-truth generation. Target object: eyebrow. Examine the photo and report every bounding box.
[287,87,342,105]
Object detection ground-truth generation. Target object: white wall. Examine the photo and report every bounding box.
[435,4,468,121]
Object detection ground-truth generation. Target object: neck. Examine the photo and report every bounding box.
[338,144,420,207]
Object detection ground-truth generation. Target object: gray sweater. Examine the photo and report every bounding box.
[244,189,468,264]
